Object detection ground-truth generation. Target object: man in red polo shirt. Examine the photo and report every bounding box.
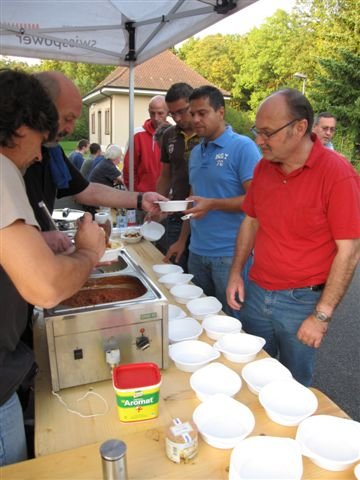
[227,88,360,386]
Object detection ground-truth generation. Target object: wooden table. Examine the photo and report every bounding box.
[2,242,358,479]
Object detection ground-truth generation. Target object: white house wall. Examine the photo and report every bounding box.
[89,93,169,153]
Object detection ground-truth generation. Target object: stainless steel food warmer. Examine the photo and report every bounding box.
[44,249,168,391]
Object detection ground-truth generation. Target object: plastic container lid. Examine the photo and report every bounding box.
[113,362,161,389]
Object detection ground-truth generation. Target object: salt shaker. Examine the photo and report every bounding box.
[100,439,128,480]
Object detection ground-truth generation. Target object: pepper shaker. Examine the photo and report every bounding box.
[100,439,128,480]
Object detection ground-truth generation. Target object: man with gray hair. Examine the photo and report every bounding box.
[123,95,169,192]
[312,112,337,149]
[89,144,123,188]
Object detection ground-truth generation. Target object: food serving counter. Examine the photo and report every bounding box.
[3,241,357,480]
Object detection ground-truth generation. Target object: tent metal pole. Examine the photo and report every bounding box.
[128,61,135,192]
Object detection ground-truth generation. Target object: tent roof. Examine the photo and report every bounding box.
[84,49,229,101]
[0,0,257,66]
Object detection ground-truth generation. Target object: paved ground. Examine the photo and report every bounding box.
[312,266,359,421]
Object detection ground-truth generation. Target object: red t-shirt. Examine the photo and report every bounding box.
[243,136,360,290]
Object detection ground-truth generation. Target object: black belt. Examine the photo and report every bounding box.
[297,283,325,291]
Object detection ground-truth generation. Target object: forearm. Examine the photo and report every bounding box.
[208,194,247,213]
[75,183,138,210]
[316,239,360,316]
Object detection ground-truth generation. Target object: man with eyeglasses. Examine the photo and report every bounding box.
[156,83,200,270]
[312,112,337,149]
[165,86,260,315]
[227,88,360,387]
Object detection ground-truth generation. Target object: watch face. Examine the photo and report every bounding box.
[315,311,330,322]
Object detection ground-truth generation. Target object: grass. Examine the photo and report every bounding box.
[59,140,77,157]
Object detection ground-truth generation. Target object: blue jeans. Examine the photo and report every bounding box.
[0,392,27,466]
[238,280,322,386]
[188,252,252,317]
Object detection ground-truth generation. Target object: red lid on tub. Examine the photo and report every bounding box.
[113,362,161,389]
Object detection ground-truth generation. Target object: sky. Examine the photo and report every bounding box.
[196,0,297,38]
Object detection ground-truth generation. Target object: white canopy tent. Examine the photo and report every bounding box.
[0,0,257,189]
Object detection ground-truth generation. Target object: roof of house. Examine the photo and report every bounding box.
[93,49,229,95]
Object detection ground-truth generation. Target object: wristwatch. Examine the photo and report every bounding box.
[313,310,332,323]
[136,193,143,210]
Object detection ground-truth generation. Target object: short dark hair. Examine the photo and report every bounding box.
[165,83,193,103]
[78,139,89,150]
[189,85,225,111]
[89,142,101,155]
[0,69,58,148]
[276,88,314,135]
[314,111,336,125]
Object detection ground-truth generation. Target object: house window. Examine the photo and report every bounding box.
[91,113,95,134]
[105,109,110,135]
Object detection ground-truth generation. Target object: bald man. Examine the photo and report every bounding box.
[123,95,169,192]
[24,72,165,251]
[226,88,360,387]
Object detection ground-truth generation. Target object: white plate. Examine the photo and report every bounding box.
[192,394,255,449]
[152,264,183,277]
[154,200,193,212]
[213,333,265,363]
[259,378,318,426]
[168,340,220,372]
[190,362,242,401]
[168,317,203,343]
[140,221,165,241]
[186,296,222,321]
[296,415,360,471]
[168,304,187,321]
[241,357,292,395]
[202,314,242,340]
[229,436,303,480]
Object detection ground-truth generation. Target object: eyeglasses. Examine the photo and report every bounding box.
[168,105,190,119]
[321,126,336,133]
[250,118,301,140]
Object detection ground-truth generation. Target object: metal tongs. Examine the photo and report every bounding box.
[38,201,58,231]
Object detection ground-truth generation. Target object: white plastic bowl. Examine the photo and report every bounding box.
[190,362,242,401]
[186,296,222,321]
[213,333,265,363]
[229,436,303,480]
[152,264,183,277]
[168,304,187,321]
[168,340,220,372]
[140,221,165,241]
[202,315,242,340]
[170,284,203,304]
[296,415,360,471]
[158,272,193,289]
[120,229,142,244]
[259,378,318,426]
[192,394,255,449]
[154,199,193,212]
[168,317,203,343]
[241,357,292,395]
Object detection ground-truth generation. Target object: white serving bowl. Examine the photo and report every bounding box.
[168,317,203,343]
[155,199,193,212]
[259,378,318,426]
[190,362,242,402]
[241,357,292,395]
[158,272,193,289]
[202,315,242,340]
[168,304,187,321]
[140,221,165,241]
[186,296,222,321]
[120,228,142,244]
[152,263,183,277]
[192,394,255,449]
[168,340,220,372]
[229,436,303,480]
[296,415,360,471]
[170,284,203,304]
[213,333,265,363]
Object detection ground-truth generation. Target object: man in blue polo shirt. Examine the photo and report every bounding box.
[165,86,260,315]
